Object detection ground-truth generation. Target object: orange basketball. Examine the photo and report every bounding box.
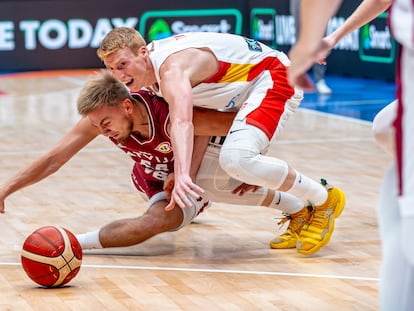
[21,226,82,287]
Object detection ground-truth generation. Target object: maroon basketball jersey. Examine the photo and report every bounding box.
[109,91,174,199]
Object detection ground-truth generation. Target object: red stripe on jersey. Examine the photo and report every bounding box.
[247,57,283,81]
[394,46,403,195]
[246,65,295,139]
[204,61,232,83]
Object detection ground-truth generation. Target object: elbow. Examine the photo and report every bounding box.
[43,154,69,175]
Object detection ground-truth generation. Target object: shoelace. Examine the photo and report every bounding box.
[304,208,334,229]
[275,212,306,235]
[273,214,300,239]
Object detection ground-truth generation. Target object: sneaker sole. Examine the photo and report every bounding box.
[333,188,346,218]
[296,187,346,255]
[269,240,297,249]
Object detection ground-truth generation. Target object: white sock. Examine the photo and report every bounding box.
[268,191,305,214]
[287,172,327,206]
[76,229,103,250]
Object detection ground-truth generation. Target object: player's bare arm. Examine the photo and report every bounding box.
[315,0,392,68]
[288,0,342,88]
[0,118,99,213]
[160,49,219,210]
[163,107,235,208]
[163,135,210,203]
[193,108,235,136]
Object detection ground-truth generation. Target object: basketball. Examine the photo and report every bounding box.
[21,226,83,287]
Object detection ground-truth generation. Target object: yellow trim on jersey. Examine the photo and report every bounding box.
[218,63,255,82]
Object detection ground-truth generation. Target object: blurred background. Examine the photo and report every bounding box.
[1,0,396,121]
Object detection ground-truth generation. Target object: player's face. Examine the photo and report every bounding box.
[104,47,148,92]
[87,104,133,143]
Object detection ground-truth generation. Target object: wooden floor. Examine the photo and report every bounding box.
[0,71,392,311]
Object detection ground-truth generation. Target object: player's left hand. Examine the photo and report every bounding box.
[232,183,261,196]
[165,174,204,211]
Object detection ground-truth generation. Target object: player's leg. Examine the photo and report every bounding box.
[76,197,183,249]
[199,139,311,248]
[219,72,345,255]
[220,122,345,254]
[396,47,414,311]
[377,162,414,310]
[372,100,397,157]
[77,191,211,249]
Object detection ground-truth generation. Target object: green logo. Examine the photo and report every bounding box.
[140,9,243,42]
[250,8,276,48]
[359,12,395,64]
[148,19,172,41]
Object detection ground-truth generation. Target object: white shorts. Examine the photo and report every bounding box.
[144,136,270,231]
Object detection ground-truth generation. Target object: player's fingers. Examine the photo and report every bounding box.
[295,73,315,92]
[165,198,176,211]
[190,182,205,195]
[232,185,242,195]
[177,192,194,209]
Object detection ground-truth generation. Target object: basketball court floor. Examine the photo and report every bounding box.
[0,71,394,310]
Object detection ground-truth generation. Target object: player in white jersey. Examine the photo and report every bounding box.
[98,28,346,255]
[297,0,414,308]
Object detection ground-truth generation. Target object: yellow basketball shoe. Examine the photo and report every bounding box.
[269,205,313,249]
[296,179,346,255]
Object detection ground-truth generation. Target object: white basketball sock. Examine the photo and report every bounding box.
[76,229,103,250]
[268,191,305,214]
[287,172,328,206]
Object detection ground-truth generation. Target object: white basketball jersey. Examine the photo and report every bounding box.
[147,32,290,110]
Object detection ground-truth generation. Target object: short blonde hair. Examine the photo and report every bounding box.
[77,70,132,116]
[97,27,146,60]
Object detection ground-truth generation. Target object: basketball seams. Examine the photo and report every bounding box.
[21,226,82,287]
[36,227,64,257]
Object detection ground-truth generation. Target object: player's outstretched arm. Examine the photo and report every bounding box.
[316,0,392,65]
[288,0,342,88]
[0,118,99,213]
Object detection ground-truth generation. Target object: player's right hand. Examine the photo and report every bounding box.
[165,174,204,211]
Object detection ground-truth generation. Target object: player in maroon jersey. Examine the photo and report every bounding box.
[0,71,315,251]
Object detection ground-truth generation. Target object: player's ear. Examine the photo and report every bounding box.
[122,98,134,113]
[138,45,148,57]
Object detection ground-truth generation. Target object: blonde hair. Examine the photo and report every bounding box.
[97,27,146,60]
[77,70,132,116]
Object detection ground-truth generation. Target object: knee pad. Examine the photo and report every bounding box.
[219,144,288,190]
[196,140,268,206]
[219,146,256,179]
